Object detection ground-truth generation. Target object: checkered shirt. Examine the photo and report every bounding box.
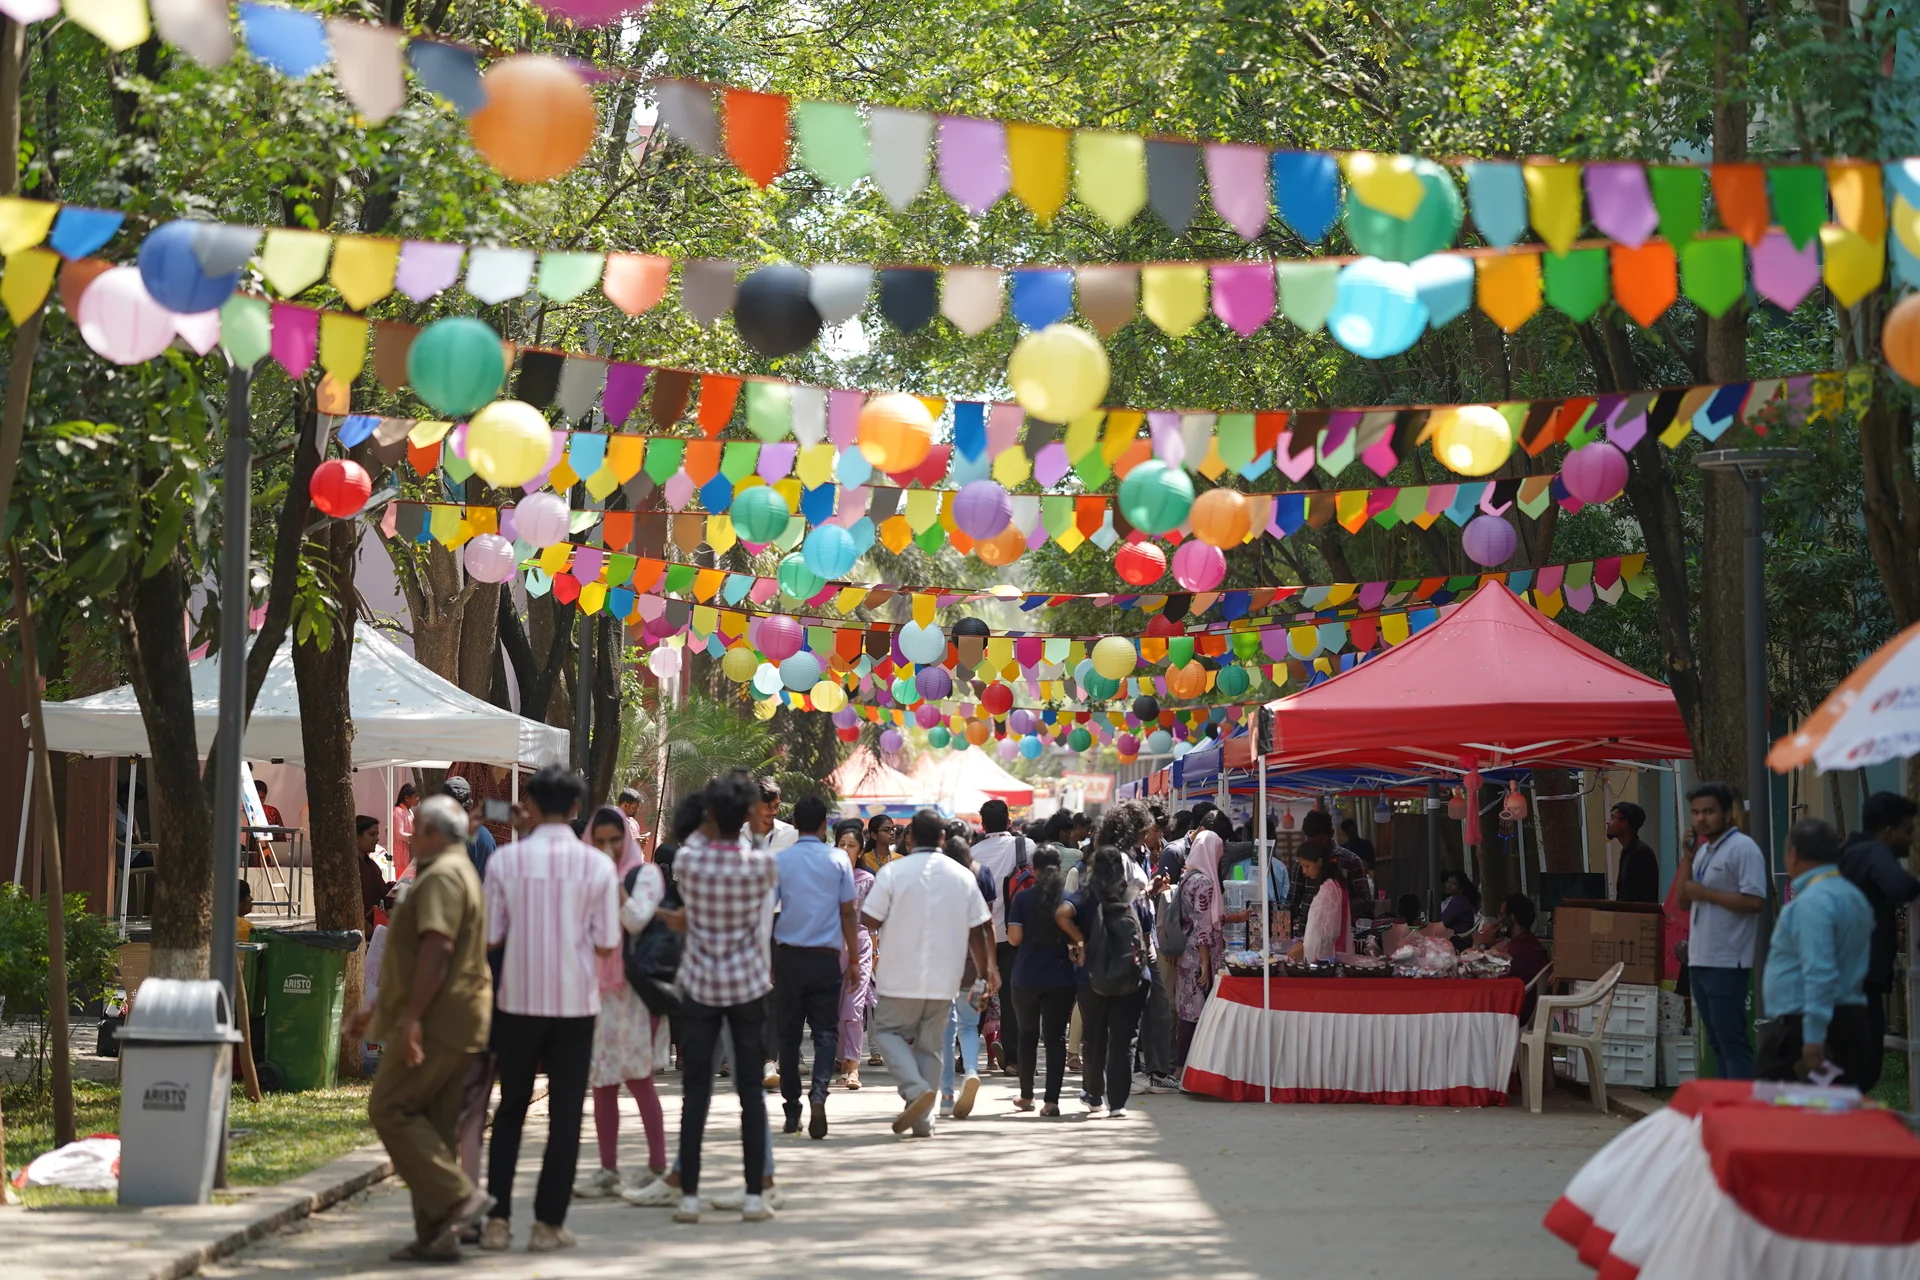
[675,834,780,1008]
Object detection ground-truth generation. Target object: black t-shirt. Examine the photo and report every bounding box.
[1616,839,1661,903]
[1345,836,1377,869]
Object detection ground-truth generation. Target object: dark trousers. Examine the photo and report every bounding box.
[1079,984,1148,1110]
[1138,958,1174,1076]
[677,996,769,1197]
[1860,988,1889,1091]
[774,944,842,1114]
[1691,966,1755,1080]
[1755,1005,1878,1087]
[488,1011,594,1227]
[1012,985,1076,1104]
[994,941,1020,1070]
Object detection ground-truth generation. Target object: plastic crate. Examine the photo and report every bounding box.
[1567,982,1658,1038]
[1561,1034,1659,1088]
[1658,1036,1696,1087]
[1658,990,1689,1037]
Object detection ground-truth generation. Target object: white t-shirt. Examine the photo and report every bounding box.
[970,831,1023,942]
[863,850,992,1000]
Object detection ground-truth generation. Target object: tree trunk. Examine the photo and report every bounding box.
[458,581,502,699]
[587,613,623,807]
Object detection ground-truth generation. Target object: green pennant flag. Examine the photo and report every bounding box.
[745,381,792,442]
[794,101,871,190]
[1680,236,1746,317]
[1648,166,1705,248]
[1543,248,1608,322]
[1766,165,1827,250]
[644,437,685,484]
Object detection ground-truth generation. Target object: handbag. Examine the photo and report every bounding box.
[623,866,684,1017]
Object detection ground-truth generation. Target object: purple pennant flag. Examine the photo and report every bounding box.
[1357,580,1389,610]
[1147,410,1183,465]
[1610,394,1653,451]
[270,302,318,378]
[1032,441,1071,487]
[1204,144,1271,240]
[1210,263,1275,336]
[1583,163,1658,248]
[572,548,605,582]
[937,116,1011,215]
[756,441,797,482]
[1750,229,1820,310]
[394,240,463,302]
[603,363,650,426]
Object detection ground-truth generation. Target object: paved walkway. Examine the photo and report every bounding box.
[200,1064,1616,1279]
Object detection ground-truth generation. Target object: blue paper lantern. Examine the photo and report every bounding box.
[779,651,823,692]
[1019,735,1043,759]
[802,523,858,578]
[1327,257,1430,359]
[138,220,239,314]
[1145,728,1174,754]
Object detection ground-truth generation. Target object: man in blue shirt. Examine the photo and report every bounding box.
[1758,818,1875,1086]
[771,795,858,1140]
[1678,782,1768,1079]
[441,777,496,880]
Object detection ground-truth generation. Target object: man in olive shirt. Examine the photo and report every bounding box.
[349,795,496,1260]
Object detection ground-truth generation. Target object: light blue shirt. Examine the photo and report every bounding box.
[773,835,856,949]
[1687,827,1769,968]
[1763,865,1872,1043]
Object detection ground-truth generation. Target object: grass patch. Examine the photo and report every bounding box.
[5,1076,375,1201]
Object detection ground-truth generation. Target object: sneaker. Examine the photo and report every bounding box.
[1108,1107,1130,1119]
[673,1196,701,1225]
[764,1071,783,1090]
[619,1167,662,1195]
[911,1119,934,1138]
[478,1218,511,1251]
[893,1088,937,1134]
[782,1110,802,1135]
[953,1073,980,1119]
[1145,1073,1180,1094]
[809,1100,828,1139]
[621,1178,679,1208]
[708,1188,746,1210]
[741,1194,772,1222]
[527,1223,575,1253]
[573,1167,619,1199]
[939,1097,954,1118]
[765,1185,786,1210]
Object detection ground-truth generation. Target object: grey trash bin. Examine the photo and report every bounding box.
[117,978,242,1205]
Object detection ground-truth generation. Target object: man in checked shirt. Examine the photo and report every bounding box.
[671,770,781,1225]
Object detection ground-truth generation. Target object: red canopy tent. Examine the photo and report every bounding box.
[1226,580,1692,774]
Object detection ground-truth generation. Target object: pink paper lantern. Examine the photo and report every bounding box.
[996,738,1020,760]
[914,704,943,728]
[1117,732,1140,756]
[1563,441,1629,504]
[1171,539,1227,592]
[953,479,1013,540]
[463,533,518,583]
[1461,514,1517,567]
[879,728,903,754]
[759,615,805,661]
[512,492,571,547]
[78,266,176,365]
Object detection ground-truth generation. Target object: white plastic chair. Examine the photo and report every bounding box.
[1516,961,1625,1114]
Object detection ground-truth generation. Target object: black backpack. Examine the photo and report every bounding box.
[1001,835,1033,907]
[1085,898,1147,997]
[622,865,683,1017]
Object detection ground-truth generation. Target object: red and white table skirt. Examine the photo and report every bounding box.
[1180,975,1523,1106]
[1546,1080,1920,1279]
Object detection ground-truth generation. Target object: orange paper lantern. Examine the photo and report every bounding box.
[964,719,991,746]
[1885,292,1920,385]
[856,392,935,471]
[1167,661,1210,700]
[975,526,1026,566]
[467,56,598,184]
[1190,487,1252,548]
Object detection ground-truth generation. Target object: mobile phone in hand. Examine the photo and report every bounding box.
[483,799,510,823]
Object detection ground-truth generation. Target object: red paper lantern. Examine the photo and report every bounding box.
[836,725,860,742]
[311,458,372,518]
[1114,540,1167,587]
[980,682,1013,716]
[1145,613,1182,638]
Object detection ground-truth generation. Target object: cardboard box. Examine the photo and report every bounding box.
[1552,901,1663,986]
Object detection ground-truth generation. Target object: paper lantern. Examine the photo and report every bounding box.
[731,484,791,543]
[954,617,990,640]
[758,615,805,662]
[1167,661,1209,700]
[802,523,858,578]
[1133,695,1160,721]
[891,674,919,704]
[407,317,509,418]
[1216,665,1251,697]
[1145,613,1181,639]
[1190,488,1251,548]
[138,220,238,314]
[1145,728,1173,754]
[648,646,682,679]
[1118,460,1195,535]
[880,728,904,754]
[467,56,597,184]
[1081,671,1120,700]
[1343,160,1464,263]
[722,645,759,682]
[1563,441,1629,504]
[1500,783,1530,822]
[995,737,1019,760]
[1446,790,1468,821]
[511,492,571,547]
[777,552,824,599]
[927,726,951,748]
[1061,725,1088,751]
[1008,324,1109,423]
[1114,540,1166,586]
[964,719,991,746]
[1009,708,1036,734]
[916,665,953,700]
[753,699,779,721]
[1020,735,1043,759]
[733,264,822,357]
[976,526,1025,566]
[900,621,946,665]
[1885,292,1920,384]
[914,704,943,729]
[463,533,518,583]
[836,725,860,742]
[810,679,847,712]
[309,458,372,518]
[1327,257,1430,359]
[780,651,823,691]
[77,266,176,364]
[980,682,1013,716]
[1431,404,1513,476]
[856,393,935,471]
[1091,635,1137,680]
[953,480,1012,539]
[1461,514,1517,567]
[1171,540,1226,592]
[469,400,554,488]
[831,706,859,729]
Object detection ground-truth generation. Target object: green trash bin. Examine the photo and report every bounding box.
[257,929,361,1091]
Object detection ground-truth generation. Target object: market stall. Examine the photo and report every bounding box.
[828,747,923,818]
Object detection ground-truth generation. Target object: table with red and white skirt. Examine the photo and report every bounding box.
[1545,1079,1920,1278]
[1180,974,1525,1106]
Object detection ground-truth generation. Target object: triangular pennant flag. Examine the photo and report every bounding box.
[329,236,399,310]
[408,40,486,114]
[937,115,1009,215]
[259,228,332,296]
[603,253,669,315]
[1205,143,1270,240]
[1475,254,1541,331]
[723,88,790,187]
[1140,264,1207,337]
[1647,166,1705,248]
[1464,161,1526,247]
[869,108,932,210]
[1610,241,1677,327]
[1523,163,1583,255]
[1145,140,1199,233]
[794,100,869,189]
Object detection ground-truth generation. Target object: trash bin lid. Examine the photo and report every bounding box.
[121,977,242,1045]
[235,941,266,953]
[257,929,364,952]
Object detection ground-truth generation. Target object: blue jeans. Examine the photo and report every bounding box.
[1691,966,1755,1080]
[940,991,982,1099]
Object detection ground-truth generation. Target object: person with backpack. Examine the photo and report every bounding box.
[1006,846,1077,1115]
[1057,846,1152,1118]
[970,798,1029,1078]
[575,806,670,1201]
[1171,829,1226,1073]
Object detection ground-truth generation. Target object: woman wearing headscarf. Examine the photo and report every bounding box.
[576,806,670,1199]
[1173,829,1226,1070]
[832,819,876,1089]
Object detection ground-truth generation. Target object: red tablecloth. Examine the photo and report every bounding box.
[1181,975,1524,1106]
[1705,1107,1920,1245]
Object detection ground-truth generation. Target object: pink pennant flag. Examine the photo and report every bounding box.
[270,302,318,378]
[1478,484,1513,516]
[830,486,870,527]
[1210,263,1275,336]
[1424,485,1456,515]
[828,389,863,447]
[938,116,1011,215]
[987,402,1024,455]
[1204,143,1271,239]
[1357,580,1388,610]
[1535,564,1565,596]
[1564,582,1594,613]
[394,240,463,302]
[748,578,779,604]
[1750,229,1820,311]
[1274,430,1316,482]
[1148,410,1183,466]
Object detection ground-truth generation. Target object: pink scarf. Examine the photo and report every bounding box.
[1185,830,1226,936]
[594,807,646,991]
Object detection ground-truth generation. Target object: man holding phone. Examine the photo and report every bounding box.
[441,777,498,881]
[1757,818,1875,1085]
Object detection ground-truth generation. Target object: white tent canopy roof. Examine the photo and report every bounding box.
[42,627,569,769]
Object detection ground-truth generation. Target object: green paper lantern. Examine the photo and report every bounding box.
[1068,726,1093,751]
[927,726,951,748]
[1082,671,1120,700]
[891,675,919,704]
[777,552,824,599]
[1118,460,1194,535]
[1343,160,1464,263]
[407,316,507,417]
[1216,664,1251,697]
[731,485,791,543]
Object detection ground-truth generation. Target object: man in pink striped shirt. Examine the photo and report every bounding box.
[479,766,620,1255]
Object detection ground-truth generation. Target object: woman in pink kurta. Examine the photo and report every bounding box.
[389,783,419,877]
[834,820,876,1089]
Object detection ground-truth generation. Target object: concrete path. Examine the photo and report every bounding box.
[201,1065,1616,1279]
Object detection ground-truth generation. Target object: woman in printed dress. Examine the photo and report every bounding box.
[1174,829,1226,1072]
[833,819,877,1089]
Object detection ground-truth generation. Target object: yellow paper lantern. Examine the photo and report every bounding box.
[722,645,759,683]
[810,679,848,712]
[964,719,992,746]
[752,699,778,721]
[1007,323,1110,423]
[1431,404,1512,477]
[467,399,554,487]
[856,393,935,472]
[1190,487,1251,548]
[1091,635,1137,681]
[1167,661,1210,700]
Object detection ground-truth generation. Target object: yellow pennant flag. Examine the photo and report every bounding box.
[1827,163,1886,242]
[905,488,940,533]
[691,605,717,636]
[317,313,367,383]
[912,592,936,626]
[408,419,453,446]
[1475,254,1542,332]
[65,0,149,51]
[467,507,498,535]
[427,505,462,545]
[1342,152,1424,219]
[706,513,737,554]
[1820,224,1884,306]
[329,237,400,311]
[0,199,58,256]
[795,442,836,489]
[693,569,724,601]
[1893,195,1920,259]
[879,515,913,554]
[1072,130,1146,228]
[1103,409,1144,464]
[607,436,644,482]
[1523,163,1583,255]
[579,582,607,614]
[991,444,1031,487]
[1,248,58,324]
[834,586,866,613]
[1335,489,1368,532]
[546,458,578,493]
[1140,265,1208,336]
[259,229,332,297]
[1195,436,1227,481]
[1006,123,1070,225]
[1380,612,1410,646]
[538,541,573,576]
[1063,409,1104,461]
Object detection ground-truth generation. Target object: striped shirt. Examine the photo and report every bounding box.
[676,833,780,1008]
[485,822,621,1018]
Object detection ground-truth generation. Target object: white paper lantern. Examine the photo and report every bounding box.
[78,266,177,365]
[899,621,946,665]
[512,492,571,547]
[648,646,682,679]
[462,533,518,583]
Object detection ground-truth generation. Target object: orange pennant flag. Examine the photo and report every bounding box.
[723,89,790,188]
[696,375,743,437]
[1711,163,1770,247]
[1475,254,1542,332]
[602,253,670,316]
[1610,241,1677,327]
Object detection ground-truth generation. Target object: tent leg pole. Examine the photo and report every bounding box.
[1426,783,1441,921]
[12,745,29,887]
[120,756,137,932]
[1258,752,1269,1106]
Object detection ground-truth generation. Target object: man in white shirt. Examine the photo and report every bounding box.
[1679,781,1769,1079]
[861,809,996,1137]
[969,799,1027,1076]
[751,777,799,853]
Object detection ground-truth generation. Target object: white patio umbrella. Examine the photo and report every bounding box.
[1768,619,1920,773]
